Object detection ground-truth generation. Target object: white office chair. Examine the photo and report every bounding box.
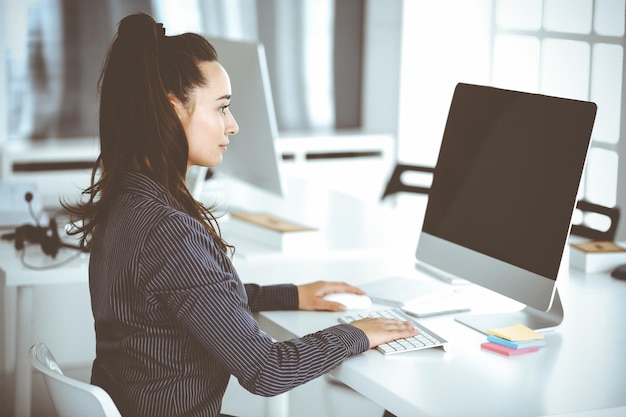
[29,342,122,417]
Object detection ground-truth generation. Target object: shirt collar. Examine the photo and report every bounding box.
[121,171,182,210]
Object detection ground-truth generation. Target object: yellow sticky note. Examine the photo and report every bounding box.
[487,324,544,341]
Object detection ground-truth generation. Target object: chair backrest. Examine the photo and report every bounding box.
[29,343,122,417]
[570,200,621,241]
[381,163,434,200]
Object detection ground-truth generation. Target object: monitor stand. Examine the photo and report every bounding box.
[454,288,564,334]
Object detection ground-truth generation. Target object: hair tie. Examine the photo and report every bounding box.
[157,23,166,37]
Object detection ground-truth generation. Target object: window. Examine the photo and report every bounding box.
[399,0,625,234]
[493,0,624,215]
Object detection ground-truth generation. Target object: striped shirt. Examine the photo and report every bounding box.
[89,172,369,417]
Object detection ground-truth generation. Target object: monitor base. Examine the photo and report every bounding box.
[454,288,564,334]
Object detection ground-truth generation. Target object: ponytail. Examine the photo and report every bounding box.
[64,13,231,254]
[99,12,188,187]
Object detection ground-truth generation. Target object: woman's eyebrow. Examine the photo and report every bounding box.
[216,94,231,101]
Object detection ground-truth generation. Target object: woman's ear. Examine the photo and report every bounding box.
[168,94,187,122]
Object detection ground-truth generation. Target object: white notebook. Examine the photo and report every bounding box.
[359,276,455,307]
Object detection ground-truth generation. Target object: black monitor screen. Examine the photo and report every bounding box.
[422,83,597,279]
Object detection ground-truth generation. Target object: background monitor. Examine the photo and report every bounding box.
[415,83,597,333]
[206,37,285,196]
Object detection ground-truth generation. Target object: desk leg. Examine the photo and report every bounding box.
[264,393,289,417]
[14,286,33,417]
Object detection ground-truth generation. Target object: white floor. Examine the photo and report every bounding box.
[1,364,385,417]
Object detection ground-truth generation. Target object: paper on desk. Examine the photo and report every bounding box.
[481,342,540,356]
[230,212,316,232]
[487,324,544,341]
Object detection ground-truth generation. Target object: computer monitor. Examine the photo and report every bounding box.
[205,37,285,196]
[415,83,597,334]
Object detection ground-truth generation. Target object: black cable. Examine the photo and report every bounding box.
[19,243,85,271]
[3,192,88,259]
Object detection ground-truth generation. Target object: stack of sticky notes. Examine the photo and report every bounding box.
[481,324,546,356]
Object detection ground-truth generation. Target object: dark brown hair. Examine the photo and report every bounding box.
[64,12,232,254]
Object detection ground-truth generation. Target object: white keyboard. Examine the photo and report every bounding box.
[338,308,449,355]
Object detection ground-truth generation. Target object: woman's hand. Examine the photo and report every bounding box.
[296,281,418,349]
[349,317,419,349]
[296,281,366,312]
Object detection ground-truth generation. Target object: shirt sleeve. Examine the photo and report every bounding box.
[244,283,299,312]
[140,213,370,396]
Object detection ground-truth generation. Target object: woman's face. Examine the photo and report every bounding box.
[173,61,239,169]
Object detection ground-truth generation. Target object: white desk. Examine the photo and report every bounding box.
[255,255,626,417]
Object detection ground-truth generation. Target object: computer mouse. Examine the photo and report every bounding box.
[322,293,372,310]
[610,264,626,280]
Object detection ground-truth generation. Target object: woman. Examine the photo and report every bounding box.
[66,12,415,417]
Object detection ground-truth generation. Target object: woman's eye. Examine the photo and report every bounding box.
[219,105,229,115]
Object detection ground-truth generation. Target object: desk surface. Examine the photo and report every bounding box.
[256,256,626,417]
[0,244,89,287]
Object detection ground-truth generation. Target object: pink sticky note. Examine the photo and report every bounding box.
[481,342,539,356]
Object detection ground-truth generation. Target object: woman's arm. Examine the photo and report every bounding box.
[244,281,366,312]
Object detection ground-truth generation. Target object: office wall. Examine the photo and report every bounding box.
[361,0,403,138]
[2,0,386,143]
[619,41,626,241]
[334,0,365,129]
[2,0,154,142]
[0,0,5,146]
